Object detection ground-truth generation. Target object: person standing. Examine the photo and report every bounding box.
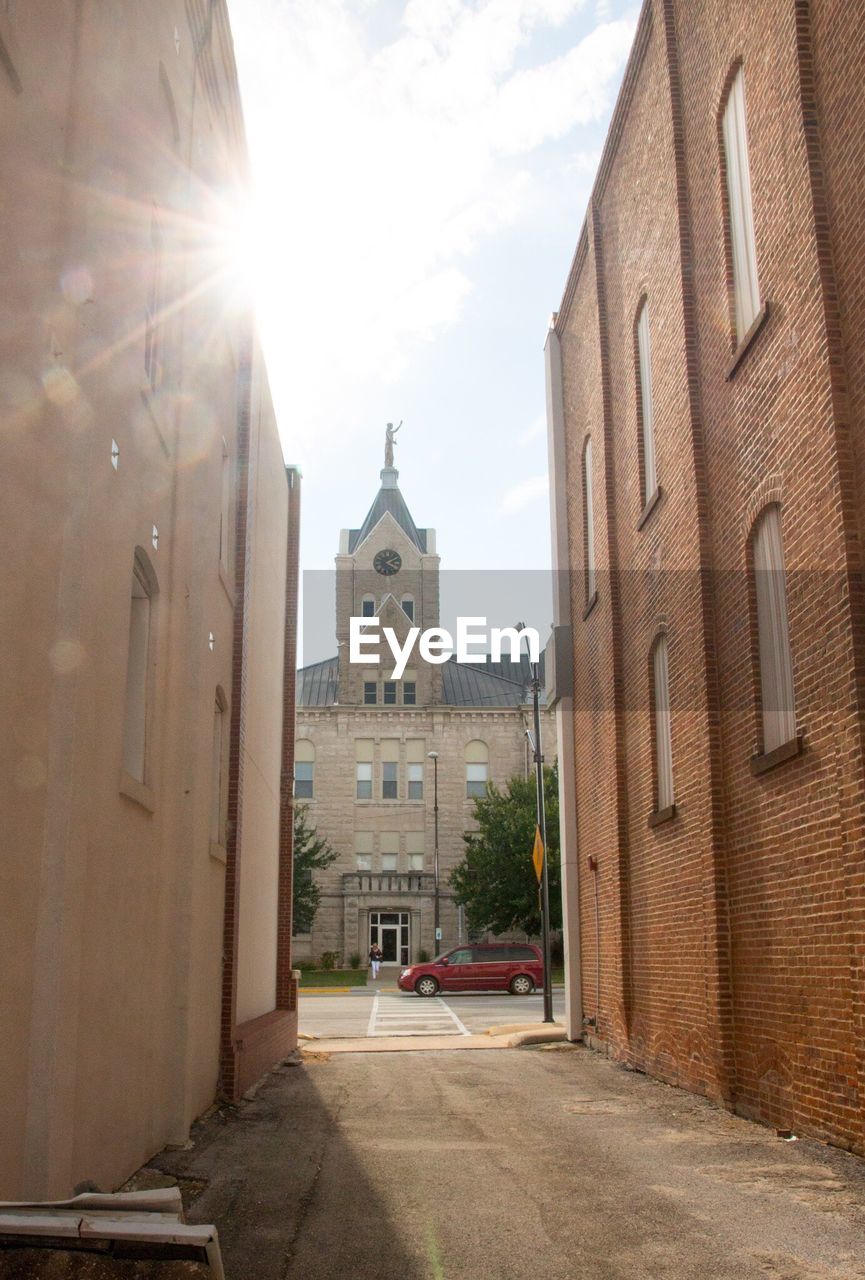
[369,942,383,980]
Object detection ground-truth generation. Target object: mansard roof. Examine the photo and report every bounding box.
[296,651,545,709]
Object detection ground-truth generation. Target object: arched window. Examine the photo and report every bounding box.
[122,548,158,783]
[401,595,414,622]
[651,634,673,813]
[465,740,489,799]
[211,687,228,846]
[722,65,761,341]
[751,505,795,753]
[294,739,315,798]
[636,299,657,504]
[361,594,375,617]
[583,436,596,603]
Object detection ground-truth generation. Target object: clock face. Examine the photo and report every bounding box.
[374,548,402,576]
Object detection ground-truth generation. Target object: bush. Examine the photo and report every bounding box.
[319,951,339,971]
[550,933,565,966]
[296,959,317,972]
[348,951,361,970]
[418,948,430,963]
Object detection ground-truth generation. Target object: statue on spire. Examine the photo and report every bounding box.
[384,420,402,468]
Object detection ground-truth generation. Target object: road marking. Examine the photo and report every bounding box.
[366,993,379,1039]
[369,994,468,1037]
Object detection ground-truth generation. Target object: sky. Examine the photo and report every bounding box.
[226,0,637,653]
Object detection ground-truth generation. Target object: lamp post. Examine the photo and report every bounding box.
[528,663,554,1024]
[427,751,440,955]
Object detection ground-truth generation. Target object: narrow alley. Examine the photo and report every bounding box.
[149,1045,865,1280]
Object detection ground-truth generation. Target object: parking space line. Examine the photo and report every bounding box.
[366,993,379,1038]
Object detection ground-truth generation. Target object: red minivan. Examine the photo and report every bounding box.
[398,943,544,996]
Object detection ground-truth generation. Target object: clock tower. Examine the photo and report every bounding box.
[335,460,442,706]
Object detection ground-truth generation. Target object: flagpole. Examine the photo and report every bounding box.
[531,661,554,1023]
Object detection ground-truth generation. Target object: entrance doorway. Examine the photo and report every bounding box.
[369,911,410,965]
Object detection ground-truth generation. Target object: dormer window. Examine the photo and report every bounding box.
[361,595,375,617]
[401,595,414,622]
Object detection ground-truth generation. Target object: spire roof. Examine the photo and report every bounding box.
[348,466,428,553]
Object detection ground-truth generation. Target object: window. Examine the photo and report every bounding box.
[448,949,472,965]
[144,210,164,391]
[210,689,227,845]
[403,682,416,705]
[583,436,596,602]
[407,831,424,871]
[356,739,373,799]
[381,854,398,872]
[364,681,377,705]
[361,596,375,617]
[752,505,795,753]
[465,740,489,799]
[401,596,414,622]
[356,831,373,872]
[122,550,157,783]
[381,740,399,799]
[722,65,761,341]
[652,635,673,812]
[636,300,657,504]
[407,762,423,799]
[295,739,315,798]
[383,681,397,705]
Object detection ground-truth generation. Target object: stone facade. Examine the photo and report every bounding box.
[546,0,865,1156]
[297,461,552,967]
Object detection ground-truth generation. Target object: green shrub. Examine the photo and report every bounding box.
[296,959,317,972]
[319,950,339,971]
[348,952,361,970]
[418,948,430,963]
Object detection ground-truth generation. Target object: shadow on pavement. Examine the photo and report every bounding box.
[147,1059,419,1280]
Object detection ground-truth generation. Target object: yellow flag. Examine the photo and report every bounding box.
[532,825,544,883]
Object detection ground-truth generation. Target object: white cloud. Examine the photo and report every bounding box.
[228,1,636,449]
[500,473,550,514]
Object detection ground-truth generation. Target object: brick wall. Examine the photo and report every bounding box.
[553,0,865,1153]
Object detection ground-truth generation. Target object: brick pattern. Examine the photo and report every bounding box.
[554,0,865,1154]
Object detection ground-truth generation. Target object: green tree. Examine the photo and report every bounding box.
[293,805,339,934]
[450,765,560,937]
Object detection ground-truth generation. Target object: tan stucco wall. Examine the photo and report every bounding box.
[236,359,287,1026]
[0,2,289,1198]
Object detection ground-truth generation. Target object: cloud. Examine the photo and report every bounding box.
[228,1,636,446]
[500,473,550,514]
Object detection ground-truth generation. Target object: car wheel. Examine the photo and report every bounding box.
[415,975,440,997]
[509,974,534,995]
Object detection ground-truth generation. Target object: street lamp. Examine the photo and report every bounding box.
[528,662,554,1024]
[427,751,440,955]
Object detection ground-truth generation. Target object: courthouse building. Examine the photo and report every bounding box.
[296,443,551,966]
[546,0,865,1155]
[0,1,298,1198]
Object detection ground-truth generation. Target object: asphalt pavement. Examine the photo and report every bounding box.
[149,1044,865,1280]
[298,984,566,1039]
